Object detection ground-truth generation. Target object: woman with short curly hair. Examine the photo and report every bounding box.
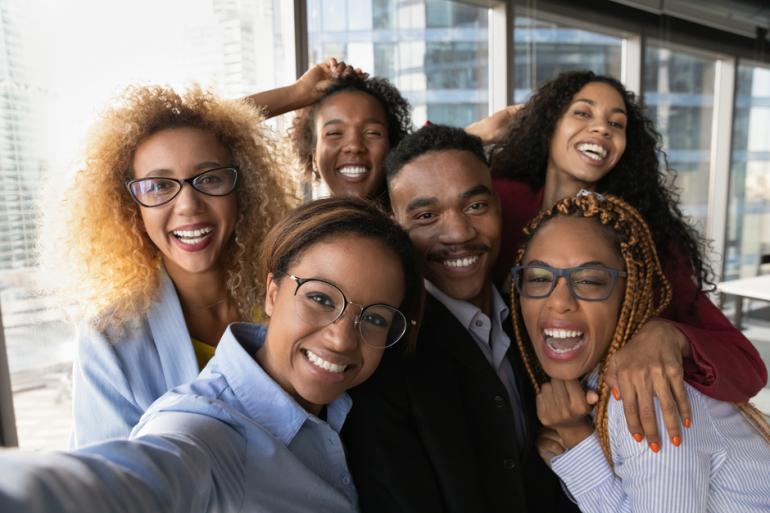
[489,71,766,451]
[40,85,293,447]
[288,74,412,203]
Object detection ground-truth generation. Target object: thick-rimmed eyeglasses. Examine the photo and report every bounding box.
[511,264,627,301]
[126,166,239,208]
[288,274,408,349]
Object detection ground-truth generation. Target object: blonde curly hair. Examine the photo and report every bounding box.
[39,85,295,332]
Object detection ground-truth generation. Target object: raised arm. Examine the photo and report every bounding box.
[244,57,364,118]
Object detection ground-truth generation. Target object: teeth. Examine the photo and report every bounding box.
[544,328,584,339]
[443,256,479,268]
[338,166,369,177]
[304,349,347,374]
[577,143,608,160]
[173,227,213,238]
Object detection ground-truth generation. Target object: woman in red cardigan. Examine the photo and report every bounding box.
[489,71,766,452]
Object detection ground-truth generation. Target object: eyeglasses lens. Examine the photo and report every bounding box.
[129,168,237,207]
[519,267,614,301]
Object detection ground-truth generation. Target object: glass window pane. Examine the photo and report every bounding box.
[513,16,622,103]
[643,45,716,235]
[307,0,489,127]
[725,64,770,280]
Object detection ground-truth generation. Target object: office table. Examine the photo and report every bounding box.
[717,274,770,328]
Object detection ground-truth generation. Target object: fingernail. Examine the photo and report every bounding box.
[671,436,681,447]
[683,417,692,428]
[611,387,620,400]
[632,433,643,443]
[649,442,660,453]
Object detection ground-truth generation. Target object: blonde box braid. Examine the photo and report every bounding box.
[509,191,770,466]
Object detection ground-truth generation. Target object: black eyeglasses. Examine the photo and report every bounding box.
[511,264,627,301]
[126,166,239,208]
[288,274,408,349]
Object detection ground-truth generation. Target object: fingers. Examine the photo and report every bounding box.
[634,378,661,452]
[670,367,693,432]
[652,376,681,448]
[617,372,644,444]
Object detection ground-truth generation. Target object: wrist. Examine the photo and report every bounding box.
[656,318,692,358]
[555,421,594,449]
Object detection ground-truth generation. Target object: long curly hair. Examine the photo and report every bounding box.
[289,74,412,199]
[39,85,295,332]
[490,70,714,297]
[510,192,770,466]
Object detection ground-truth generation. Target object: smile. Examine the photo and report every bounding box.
[576,143,608,161]
[442,255,479,268]
[303,349,348,374]
[337,165,370,177]
[172,226,214,245]
[543,328,586,355]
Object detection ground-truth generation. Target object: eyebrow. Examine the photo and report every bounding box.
[405,197,437,213]
[136,161,225,178]
[526,259,610,268]
[322,118,387,128]
[404,184,492,214]
[572,98,627,116]
[461,184,493,200]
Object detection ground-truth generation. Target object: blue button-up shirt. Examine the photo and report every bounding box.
[0,322,359,513]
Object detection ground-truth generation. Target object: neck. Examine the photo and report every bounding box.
[164,260,232,316]
[542,163,595,208]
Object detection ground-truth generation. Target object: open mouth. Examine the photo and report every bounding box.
[302,349,349,374]
[576,143,608,161]
[172,226,214,246]
[543,328,586,355]
[337,165,370,178]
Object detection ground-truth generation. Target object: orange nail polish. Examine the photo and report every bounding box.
[672,436,681,447]
[649,442,660,453]
[611,387,620,400]
[632,433,643,443]
[683,417,692,428]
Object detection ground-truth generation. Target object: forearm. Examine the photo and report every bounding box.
[244,82,314,118]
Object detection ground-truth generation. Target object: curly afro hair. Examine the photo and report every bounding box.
[289,74,412,199]
[489,70,714,296]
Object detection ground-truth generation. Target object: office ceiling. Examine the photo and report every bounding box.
[609,0,770,37]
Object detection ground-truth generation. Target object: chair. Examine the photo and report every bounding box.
[747,247,770,320]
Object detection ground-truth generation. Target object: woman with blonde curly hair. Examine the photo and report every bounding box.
[40,85,293,447]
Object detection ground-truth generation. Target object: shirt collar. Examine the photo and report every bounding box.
[424,279,509,328]
[206,322,352,446]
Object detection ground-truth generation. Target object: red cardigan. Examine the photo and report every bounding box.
[493,177,767,403]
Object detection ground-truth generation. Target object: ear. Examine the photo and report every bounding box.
[264,272,280,318]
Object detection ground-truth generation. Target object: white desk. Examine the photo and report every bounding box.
[717,274,770,328]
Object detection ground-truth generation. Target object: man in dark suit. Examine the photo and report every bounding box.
[343,124,578,513]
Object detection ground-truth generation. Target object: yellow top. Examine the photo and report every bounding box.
[191,337,217,370]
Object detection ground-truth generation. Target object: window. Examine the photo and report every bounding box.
[643,44,717,235]
[725,64,770,280]
[307,0,490,127]
[512,15,622,103]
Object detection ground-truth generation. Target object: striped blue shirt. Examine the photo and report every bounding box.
[551,371,770,513]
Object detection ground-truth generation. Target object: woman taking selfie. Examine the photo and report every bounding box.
[2,197,423,513]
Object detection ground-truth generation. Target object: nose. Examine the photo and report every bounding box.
[544,276,578,313]
[324,306,361,351]
[173,182,206,215]
[589,117,610,137]
[342,132,365,154]
[437,211,476,245]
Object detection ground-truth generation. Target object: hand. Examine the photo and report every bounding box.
[464,104,522,144]
[295,57,368,104]
[536,379,595,449]
[604,318,692,452]
[536,427,566,466]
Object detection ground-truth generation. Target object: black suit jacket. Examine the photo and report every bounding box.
[343,294,579,513]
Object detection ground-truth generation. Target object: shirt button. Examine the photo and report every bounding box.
[503,458,516,470]
[342,476,351,485]
[493,395,505,408]
[475,320,483,327]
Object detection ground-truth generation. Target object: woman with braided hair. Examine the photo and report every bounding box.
[491,71,766,451]
[510,191,770,513]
